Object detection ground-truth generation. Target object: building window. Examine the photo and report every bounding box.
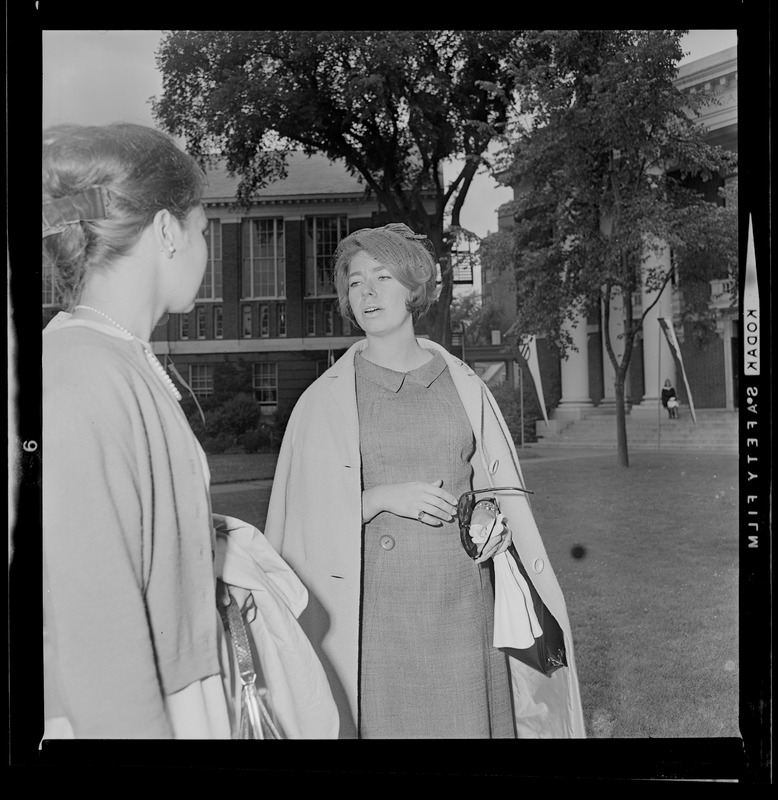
[242,218,285,299]
[242,305,252,338]
[305,304,317,336]
[42,261,55,306]
[277,303,287,337]
[324,304,334,336]
[259,304,270,338]
[189,364,214,398]
[197,219,223,300]
[305,215,345,297]
[252,363,278,406]
[180,313,190,340]
[196,305,207,339]
[214,306,223,339]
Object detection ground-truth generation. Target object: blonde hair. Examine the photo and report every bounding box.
[333,223,439,323]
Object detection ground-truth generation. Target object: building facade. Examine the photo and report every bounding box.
[41,48,736,429]
[151,152,380,416]
[42,152,435,417]
[481,46,738,425]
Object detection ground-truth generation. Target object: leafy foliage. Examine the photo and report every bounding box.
[174,359,288,454]
[481,30,738,464]
[450,289,507,346]
[207,393,263,441]
[499,31,737,345]
[489,382,541,444]
[152,30,526,345]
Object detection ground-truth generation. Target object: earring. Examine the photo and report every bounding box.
[162,244,176,258]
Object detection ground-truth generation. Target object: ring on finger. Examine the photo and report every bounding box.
[417,510,425,522]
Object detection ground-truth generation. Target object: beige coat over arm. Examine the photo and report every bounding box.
[264,338,586,739]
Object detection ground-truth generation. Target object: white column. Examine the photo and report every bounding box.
[555,308,593,419]
[633,242,676,415]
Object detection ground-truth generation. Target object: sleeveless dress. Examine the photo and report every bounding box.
[356,351,514,738]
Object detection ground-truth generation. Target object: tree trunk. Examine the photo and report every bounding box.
[434,266,453,349]
[614,369,630,467]
[426,223,453,349]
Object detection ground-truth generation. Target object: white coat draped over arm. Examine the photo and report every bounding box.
[214,514,339,739]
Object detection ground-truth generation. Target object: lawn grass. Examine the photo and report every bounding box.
[210,448,739,740]
[522,450,739,739]
[207,452,278,483]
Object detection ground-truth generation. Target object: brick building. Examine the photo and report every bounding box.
[42,151,437,416]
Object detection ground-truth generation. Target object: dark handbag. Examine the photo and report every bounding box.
[500,543,568,676]
[458,488,567,677]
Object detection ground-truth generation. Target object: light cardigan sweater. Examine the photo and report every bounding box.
[43,315,222,738]
[265,338,587,739]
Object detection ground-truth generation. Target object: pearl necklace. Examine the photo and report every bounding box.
[73,305,182,401]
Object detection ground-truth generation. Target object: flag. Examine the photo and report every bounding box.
[518,336,549,428]
[657,317,697,425]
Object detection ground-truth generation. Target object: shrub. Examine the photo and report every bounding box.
[201,433,233,455]
[268,406,292,447]
[239,428,273,454]
[489,383,539,445]
[207,393,263,441]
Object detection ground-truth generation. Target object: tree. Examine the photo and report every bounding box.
[482,30,737,466]
[450,289,507,346]
[152,30,524,347]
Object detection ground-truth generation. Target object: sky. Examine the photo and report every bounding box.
[42,29,738,240]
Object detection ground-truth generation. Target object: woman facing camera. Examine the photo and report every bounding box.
[265,223,586,739]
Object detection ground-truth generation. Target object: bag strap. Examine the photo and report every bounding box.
[218,589,257,686]
[217,582,283,739]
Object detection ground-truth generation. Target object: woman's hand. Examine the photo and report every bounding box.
[469,513,513,563]
[362,479,457,526]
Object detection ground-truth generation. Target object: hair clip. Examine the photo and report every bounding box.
[42,185,110,238]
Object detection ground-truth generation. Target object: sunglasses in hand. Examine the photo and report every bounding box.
[458,486,533,560]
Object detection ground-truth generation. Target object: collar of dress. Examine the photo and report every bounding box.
[328,337,476,380]
[354,349,448,392]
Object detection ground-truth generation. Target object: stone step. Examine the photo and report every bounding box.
[536,425,737,436]
[538,435,738,440]
[542,421,737,430]
[533,441,738,452]
[533,410,738,452]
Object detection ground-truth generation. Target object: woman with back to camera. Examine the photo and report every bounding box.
[265,222,586,738]
[41,123,337,739]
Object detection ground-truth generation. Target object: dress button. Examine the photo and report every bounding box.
[533,558,544,573]
[379,535,395,551]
